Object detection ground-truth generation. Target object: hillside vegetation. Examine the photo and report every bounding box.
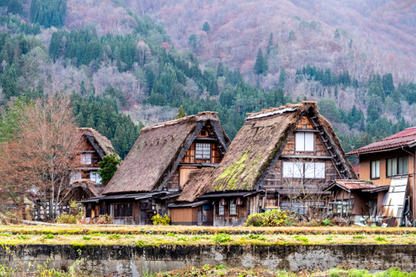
[0,0,414,157]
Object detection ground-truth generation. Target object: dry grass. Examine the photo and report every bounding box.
[0,225,416,247]
[0,225,414,236]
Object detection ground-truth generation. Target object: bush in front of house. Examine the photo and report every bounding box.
[56,214,77,224]
[245,209,287,227]
[151,214,170,225]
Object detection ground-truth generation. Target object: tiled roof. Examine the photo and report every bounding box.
[334,180,377,190]
[325,179,388,193]
[353,165,359,174]
[347,127,416,156]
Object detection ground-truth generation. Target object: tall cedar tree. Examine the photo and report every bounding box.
[202,21,210,34]
[267,33,273,54]
[254,48,264,76]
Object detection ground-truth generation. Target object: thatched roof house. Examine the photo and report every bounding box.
[179,101,356,200]
[60,179,101,205]
[79,128,118,158]
[103,111,230,194]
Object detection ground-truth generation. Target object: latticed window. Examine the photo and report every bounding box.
[219,204,225,216]
[230,200,237,215]
[195,143,211,159]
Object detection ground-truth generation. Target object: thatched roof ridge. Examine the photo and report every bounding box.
[177,167,216,202]
[60,179,100,205]
[103,112,230,195]
[79,128,118,157]
[186,101,355,197]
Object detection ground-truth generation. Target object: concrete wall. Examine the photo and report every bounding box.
[1,244,416,276]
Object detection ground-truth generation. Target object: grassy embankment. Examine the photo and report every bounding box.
[1,225,416,247]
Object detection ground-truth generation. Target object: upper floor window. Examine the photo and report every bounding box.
[295,132,314,152]
[195,143,211,159]
[70,172,82,184]
[387,156,408,177]
[81,154,91,165]
[283,161,303,178]
[370,160,380,179]
[283,161,325,179]
[90,171,102,184]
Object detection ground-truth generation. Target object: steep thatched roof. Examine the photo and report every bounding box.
[177,167,216,202]
[60,179,100,205]
[103,112,230,195]
[79,128,118,158]
[183,102,355,198]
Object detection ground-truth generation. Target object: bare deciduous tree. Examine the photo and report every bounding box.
[282,158,330,222]
[0,95,82,219]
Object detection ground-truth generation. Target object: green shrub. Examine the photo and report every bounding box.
[293,235,308,242]
[213,234,233,243]
[42,234,55,239]
[56,214,77,224]
[321,219,333,226]
[353,235,366,239]
[245,213,264,226]
[375,236,386,242]
[82,236,91,241]
[245,209,287,227]
[151,214,170,225]
[108,234,120,240]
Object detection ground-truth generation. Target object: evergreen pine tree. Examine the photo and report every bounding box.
[7,0,23,15]
[279,66,286,87]
[263,53,268,76]
[202,21,210,34]
[253,48,264,76]
[176,105,186,119]
[267,33,273,54]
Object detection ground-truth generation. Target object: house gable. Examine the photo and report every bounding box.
[165,122,229,191]
[196,102,355,196]
[102,112,230,195]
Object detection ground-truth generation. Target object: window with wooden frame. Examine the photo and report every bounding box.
[218,204,225,216]
[70,172,82,184]
[81,154,92,165]
[86,204,92,218]
[195,143,211,159]
[387,156,408,177]
[90,171,102,184]
[283,162,325,179]
[370,160,380,179]
[295,132,314,152]
[230,200,237,215]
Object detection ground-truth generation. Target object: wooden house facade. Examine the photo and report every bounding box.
[176,102,356,226]
[33,128,118,220]
[82,112,230,225]
[346,127,416,226]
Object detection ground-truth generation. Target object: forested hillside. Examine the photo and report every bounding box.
[0,0,415,159]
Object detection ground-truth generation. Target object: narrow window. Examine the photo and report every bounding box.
[315,162,325,179]
[90,171,101,184]
[70,172,76,184]
[283,162,294,178]
[219,204,225,216]
[371,160,380,179]
[195,143,211,159]
[230,200,237,215]
[398,156,408,175]
[81,154,92,165]
[86,204,91,218]
[295,132,314,152]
